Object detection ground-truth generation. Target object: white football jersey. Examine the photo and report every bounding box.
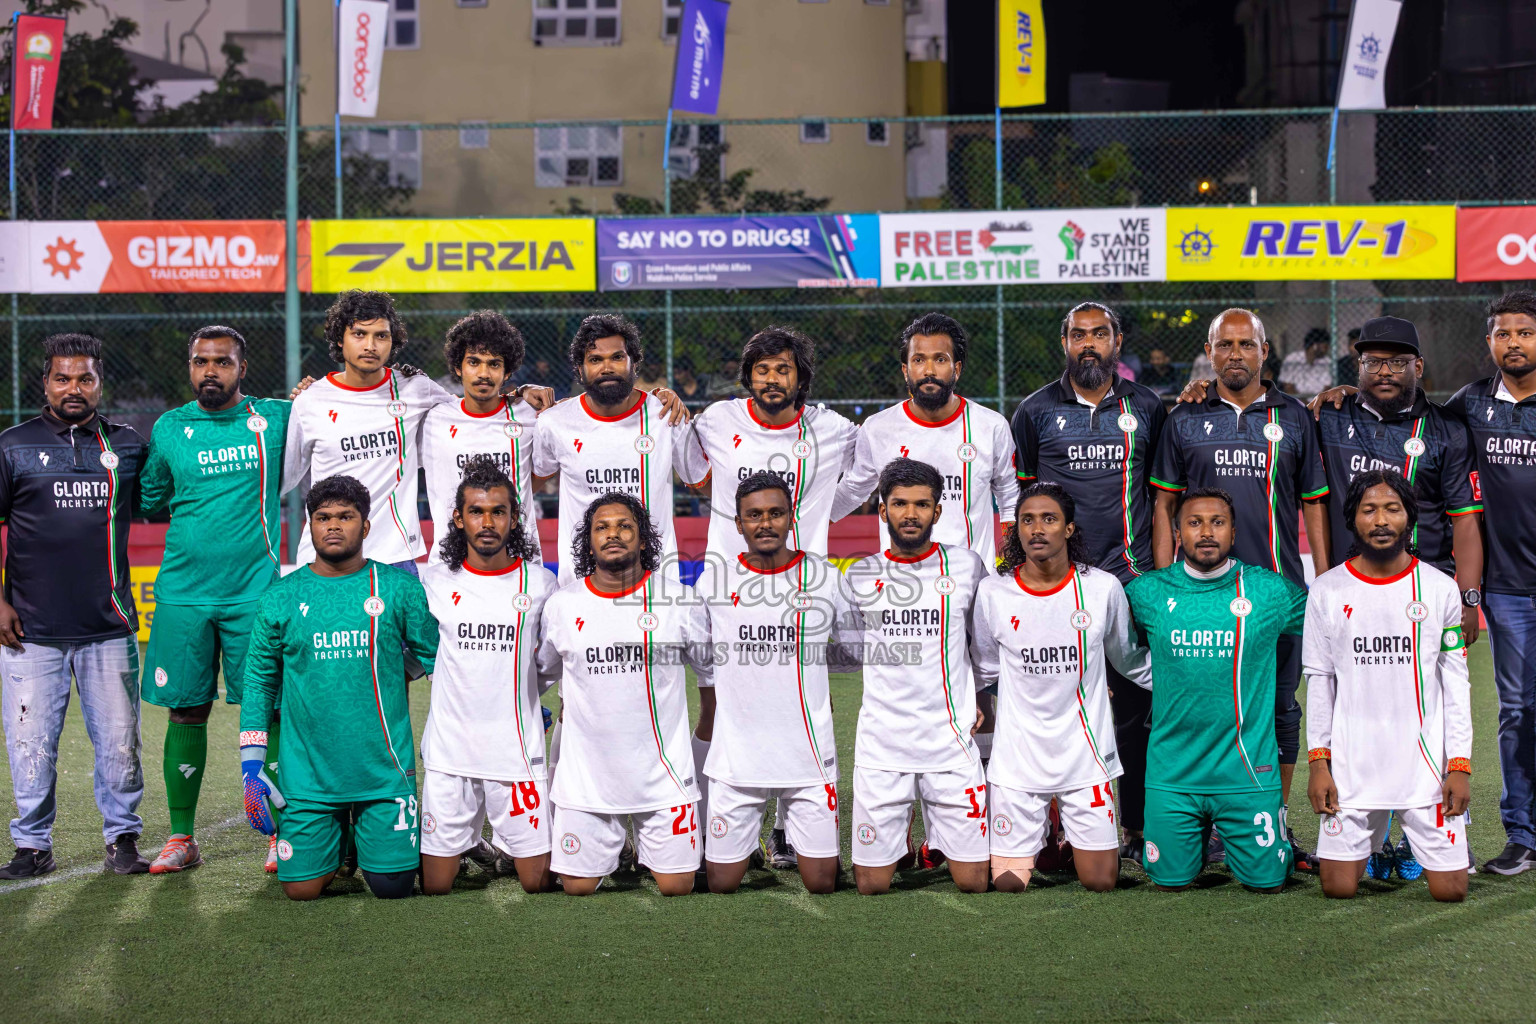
[531,393,705,585]
[689,551,852,788]
[536,572,711,814]
[972,565,1151,793]
[1303,558,1472,809]
[832,397,1018,561]
[683,398,857,562]
[421,397,541,566]
[283,369,454,565]
[419,558,558,781]
[846,542,989,773]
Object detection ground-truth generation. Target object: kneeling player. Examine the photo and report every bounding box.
[847,459,990,895]
[240,475,440,900]
[1125,488,1305,892]
[419,457,558,895]
[973,483,1151,892]
[1304,470,1471,902]
[690,472,854,894]
[536,493,713,896]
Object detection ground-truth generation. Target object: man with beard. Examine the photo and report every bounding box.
[1303,470,1472,902]
[1009,302,1166,866]
[1150,308,1330,870]
[1125,488,1307,892]
[532,314,707,586]
[0,334,150,880]
[137,326,293,875]
[239,475,439,900]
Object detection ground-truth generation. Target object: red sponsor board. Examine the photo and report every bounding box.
[12,15,66,130]
[22,221,290,292]
[1456,206,1536,281]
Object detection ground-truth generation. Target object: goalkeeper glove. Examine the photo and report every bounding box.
[239,730,286,835]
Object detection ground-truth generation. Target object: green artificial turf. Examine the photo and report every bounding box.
[1,645,1533,1023]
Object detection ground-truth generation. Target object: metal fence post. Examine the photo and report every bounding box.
[9,117,17,426]
[284,0,303,559]
[995,110,1006,414]
[1328,113,1339,383]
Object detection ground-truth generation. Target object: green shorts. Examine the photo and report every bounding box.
[1143,788,1293,890]
[274,796,421,882]
[142,601,258,708]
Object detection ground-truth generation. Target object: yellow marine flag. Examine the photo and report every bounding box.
[997,0,1046,107]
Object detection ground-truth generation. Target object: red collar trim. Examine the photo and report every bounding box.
[579,391,646,422]
[325,368,393,393]
[1014,566,1073,596]
[585,570,651,600]
[460,398,508,419]
[461,557,523,577]
[1345,556,1418,586]
[746,399,804,430]
[737,550,806,576]
[902,396,966,428]
[885,542,940,564]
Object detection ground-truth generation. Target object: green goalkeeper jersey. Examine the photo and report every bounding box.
[240,560,439,803]
[138,397,291,606]
[1125,559,1306,794]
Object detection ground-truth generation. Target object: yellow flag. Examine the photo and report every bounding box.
[997,0,1046,108]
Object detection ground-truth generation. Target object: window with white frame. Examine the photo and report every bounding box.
[865,121,889,145]
[667,122,723,178]
[459,121,490,149]
[536,124,623,187]
[457,0,488,7]
[800,121,829,144]
[662,0,684,40]
[533,0,621,45]
[386,0,419,49]
[343,126,422,188]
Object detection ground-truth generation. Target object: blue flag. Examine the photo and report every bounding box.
[670,0,729,115]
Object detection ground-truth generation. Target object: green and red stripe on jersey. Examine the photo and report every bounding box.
[793,555,834,782]
[94,427,133,629]
[1230,567,1262,788]
[1068,567,1114,777]
[637,574,689,797]
[933,544,970,757]
[365,563,411,785]
[244,400,279,569]
[1116,397,1142,576]
[383,373,414,551]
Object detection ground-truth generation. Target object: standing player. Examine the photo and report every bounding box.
[239,475,439,900]
[1152,308,1329,868]
[972,482,1152,893]
[536,492,712,895]
[1010,302,1166,864]
[138,326,291,875]
[690,472,852,895]
[419,457,558,895]
[846,459,990,895]
[532,314,707,585]
[1126,487,1307,892]
[1304,470,1472,902]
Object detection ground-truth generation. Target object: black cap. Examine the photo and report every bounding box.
[1354,315,1420,355]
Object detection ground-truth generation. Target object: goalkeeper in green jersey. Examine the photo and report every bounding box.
[137,326,292,875]
[1125,487,1307,892]
[239,475,439,901]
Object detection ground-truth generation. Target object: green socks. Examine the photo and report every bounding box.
[163,721,208,837]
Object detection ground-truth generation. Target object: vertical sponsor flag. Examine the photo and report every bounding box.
[670,0,730,116]
[11,14,67,130]
[1336,0,1401,110]
[337,0,389,118]
[997,0,1045,108]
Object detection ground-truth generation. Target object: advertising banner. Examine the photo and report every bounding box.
[670,0,730,116]
[879,208,1165,287]
[1165,206,1455,281]
[0,223,29,293]
[337,0,389,118]
[307,219,596,292]
[997,0,1046,108]
[11,14,66,130]
[598,214,879,291]
[1455,206,1536,281]
[24,221,288,293]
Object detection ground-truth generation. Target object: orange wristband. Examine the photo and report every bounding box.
[1448,757,1471,774]
[1307,747,1331,763]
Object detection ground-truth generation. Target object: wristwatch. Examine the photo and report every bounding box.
[1461,588,1482,608]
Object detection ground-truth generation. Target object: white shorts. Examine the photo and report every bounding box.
[989,781,1121,859]
[705,779,840,863]
[1316,804,1469,872]
[551,803,702,878]
[420,769,551,859]
[851,762,990,867]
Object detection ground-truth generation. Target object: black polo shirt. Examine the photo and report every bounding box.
[1317,393,1479,574]
[1150,381,1328,587]
[1444,375,1536,595]
[1011,373,1167,585]
[0,410,147,642]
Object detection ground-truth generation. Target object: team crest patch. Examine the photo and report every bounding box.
[1322,815,1343,837]
[934,575,956,595]
[560,833,581,855]
[503,422,524,439]
[710,816,728,838]
[98,451,120,470]
[363,596,386,617]
[1143,841,1160,864]
[512,593,534,613]
[1116,412,1139,433]
[956,442,978,463]
[856,823,877,846]
[790,591,813,611]
[993,814,1013,837]
[154,667,168,687]
[1069,609,1093,631]
[276,840,293,861]
[1230,597,1253,618]
[637,611,659,632]
[422,812,437,835]
[387,400,407,417]
[634,433,656,454]
[1403,436,1427,457]
[1406,601,1429,622]
[1262,422,1285,443]
[791,439,813,460]
[246,414,268,433]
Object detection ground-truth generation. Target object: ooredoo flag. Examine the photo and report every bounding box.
[11,14,67,130]
[1336,0,1401,110]
[337,0,389,118]
[997,0,1046,108]
[670,0,729,116]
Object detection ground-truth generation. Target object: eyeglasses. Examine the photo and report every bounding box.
[1360,356,1413,373]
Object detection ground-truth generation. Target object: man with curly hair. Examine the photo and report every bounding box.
[418,457,558,895]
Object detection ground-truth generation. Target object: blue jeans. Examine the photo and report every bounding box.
[1,637,144,850]
[1484,592,1536,849]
